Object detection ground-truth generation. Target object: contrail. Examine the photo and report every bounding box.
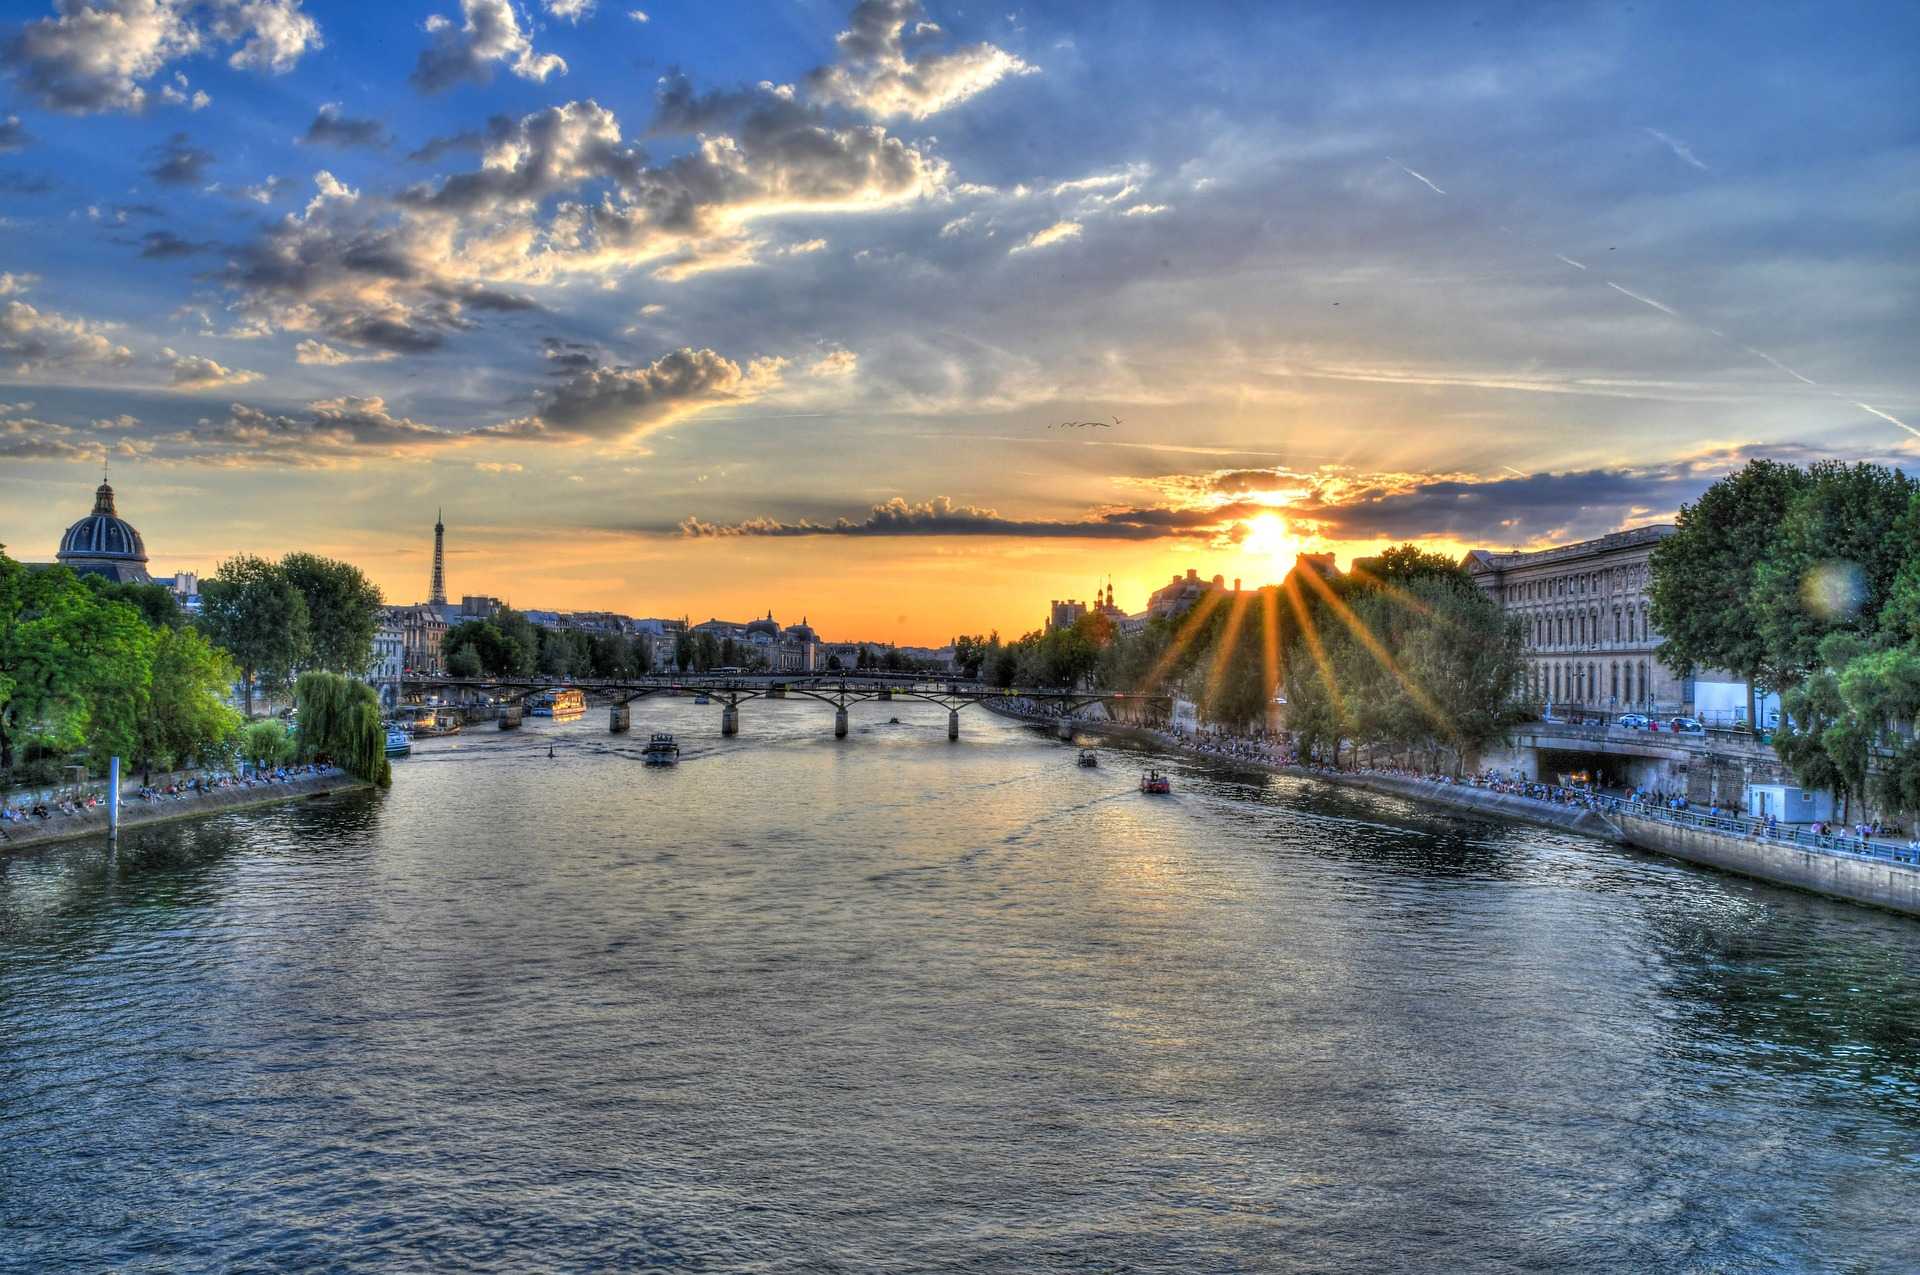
[1643,127,1709,171]
[1501,464,1528,477]
[1742,345,1818,386]
[1853,401,1920,439]
[1386,156,1445,196]
[1554,254,1588,270]
[1605,281,1680,317]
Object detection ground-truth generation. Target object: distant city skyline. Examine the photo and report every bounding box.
[2,0,1915,643]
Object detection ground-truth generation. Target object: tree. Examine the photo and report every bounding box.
[199,555,310,715]
[293,671,391,786]
[0,554,155,780]
[1751,461,1915,684]
[1648,459,1811,727]
[280,552,383,675]
[140,626,242,776]
[83,576,186,630]
[239,718,296,768]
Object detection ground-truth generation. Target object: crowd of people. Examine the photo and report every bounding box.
[2,763,340,839]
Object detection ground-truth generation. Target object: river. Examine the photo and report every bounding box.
[3,698,1918,1272]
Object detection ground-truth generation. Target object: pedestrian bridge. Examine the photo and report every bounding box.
[396,672,1167,741]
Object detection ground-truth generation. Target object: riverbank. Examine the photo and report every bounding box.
[1027,707,1920,919]
[0,769,369,852]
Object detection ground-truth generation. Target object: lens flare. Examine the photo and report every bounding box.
[1801,561,1866,622]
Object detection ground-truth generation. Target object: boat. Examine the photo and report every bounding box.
[1078,749,1099,768]
[694,693,711,706]
[1139,769,1171,794]
[642,733,680,765]
[384,728,412,757]
[530,688,587,719]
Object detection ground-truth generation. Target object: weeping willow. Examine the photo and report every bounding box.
[293,671,393,787]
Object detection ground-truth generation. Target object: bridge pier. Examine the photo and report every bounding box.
[948,709,960,741]
[499,705,522,730]
[834,707,849,739]
[1057,718,1074,741]
[609,703,630,734]
[721,704,739,736]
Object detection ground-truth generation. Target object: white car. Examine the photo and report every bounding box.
[1617,713,1650,730]
[1669,716,1706,735]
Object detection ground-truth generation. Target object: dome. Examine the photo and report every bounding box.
[57,482,149,569]
[745,610,781,639]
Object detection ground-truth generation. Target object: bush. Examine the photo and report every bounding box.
[240,719,296,768]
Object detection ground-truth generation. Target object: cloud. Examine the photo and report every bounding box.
[809,0,1033,121]
[679,494,1235,540]
[222,97,946,350]
[544,0,593,21]
[808,348,857,377]
[1,296,135,372]
[1120,202,1167,217]
[303,102,387,148]
[413,0,567,93]
[293,337,395,365]
[1643,126,1708,171]
[2,0,319,114]
[0,115,30,152]
[487,346,786,443]
[146,131,213,185]
[161,347,261,389]
[1009,219,1081,253]
[627,8,647,21]
[137,228,214,257]
[475,459,524,472]
[0,272,37,295]
[155,395,463,467]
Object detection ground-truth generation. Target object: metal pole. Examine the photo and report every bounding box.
[107,755,121,839]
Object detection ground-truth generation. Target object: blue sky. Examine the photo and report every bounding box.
[2,0,1916,639]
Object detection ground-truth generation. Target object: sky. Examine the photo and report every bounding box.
[1,0,1916,644]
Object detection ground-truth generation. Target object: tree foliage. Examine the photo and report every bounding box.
[198,555,310,715]
[141,625,242,774]
[293,671,391,787]
[280,552,384,675]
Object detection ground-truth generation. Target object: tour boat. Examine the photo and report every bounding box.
[384,729,412,757]
[642,733,681,765]
[1139,769,1171,794]
[530,688,587,719]
[1078,749,1099,768]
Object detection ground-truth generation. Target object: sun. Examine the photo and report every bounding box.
[1238,511,1300,579]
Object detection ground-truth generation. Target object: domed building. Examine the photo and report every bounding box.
[56,480,152,584]
[744,611,782,641]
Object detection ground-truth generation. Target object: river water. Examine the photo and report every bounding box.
[3,699,1918,1273]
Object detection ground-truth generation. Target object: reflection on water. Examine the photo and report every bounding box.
[4,700,1918,1272]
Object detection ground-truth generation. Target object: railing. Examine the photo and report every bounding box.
[1587,792,1920,868]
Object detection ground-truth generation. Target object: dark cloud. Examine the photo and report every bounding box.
[0,171,53,194]
[490,347,778,442]
[411,0,566,94]
[541,337,600,374]
[0,114,29,153]
[648,71,761,136]
[146,133,214,186]
[303,103,387,149]
[679,495,1234,540]
[137,229,216,259]
[407,127,490,164]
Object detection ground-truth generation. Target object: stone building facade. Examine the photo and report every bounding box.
[1463,525,1696,715]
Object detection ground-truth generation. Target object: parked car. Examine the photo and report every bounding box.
[1617,713,1650,730]
[1669,716,1706,735]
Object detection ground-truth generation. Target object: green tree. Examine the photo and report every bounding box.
[0,555,155,779]
[140,625,242,775]
[1751,461,1915,683]
[199,555,311,715]
[280,552,384,675]
[293,671,391,786]
[1648,459,1811,726]
[83,576,186,630]
[239,718,296,768]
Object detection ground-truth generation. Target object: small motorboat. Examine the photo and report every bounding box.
[1077,749,1099,768]
[694,693,711,706]
[643,733,681,765]
[887,716,902,725]
[384,728,412,757]
[1139,769,1171,794]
